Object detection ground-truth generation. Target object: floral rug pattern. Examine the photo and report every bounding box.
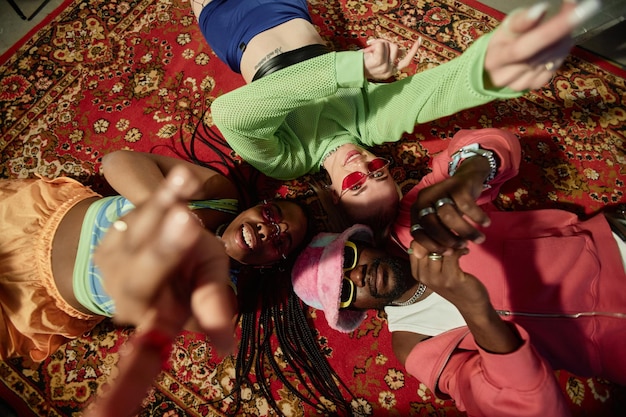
[1,0,625,415]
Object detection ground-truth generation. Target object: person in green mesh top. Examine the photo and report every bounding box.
[199,0,599,234]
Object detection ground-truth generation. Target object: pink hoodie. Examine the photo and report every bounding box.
[392,129,626,416]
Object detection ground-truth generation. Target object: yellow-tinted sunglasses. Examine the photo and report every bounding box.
[340,241,358,309]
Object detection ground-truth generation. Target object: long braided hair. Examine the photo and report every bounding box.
[167,114,356,415]
[232,266,356,416]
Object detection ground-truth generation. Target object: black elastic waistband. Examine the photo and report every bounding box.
[252,44,331,82]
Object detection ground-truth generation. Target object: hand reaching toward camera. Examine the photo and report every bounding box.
[485,0,600,91]
[87,166,237,417]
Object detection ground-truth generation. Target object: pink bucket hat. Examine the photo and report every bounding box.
[291,224,373,333]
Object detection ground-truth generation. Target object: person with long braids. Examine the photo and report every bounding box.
[0,150,308,361]
[81,165,357,417]
[0,133,359,415]
[231,269,356,415]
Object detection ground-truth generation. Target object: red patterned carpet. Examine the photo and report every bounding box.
[1,0,625,415]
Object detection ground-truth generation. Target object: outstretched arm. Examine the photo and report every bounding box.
[101,151,236,206]
[360,1,599,147]
[87,166,237,417]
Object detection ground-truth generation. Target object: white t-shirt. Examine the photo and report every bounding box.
[384,292,466,336]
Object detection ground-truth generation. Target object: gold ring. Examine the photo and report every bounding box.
[544,61,555,71]
[112,220,128,232]
[428,253,443,261]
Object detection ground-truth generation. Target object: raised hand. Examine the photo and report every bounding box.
[409,156,492,258]
[485,0,600,91]
[409,248,488,308]
[409,248,522,354]
[363,37,422,80]
[87,166,237,417]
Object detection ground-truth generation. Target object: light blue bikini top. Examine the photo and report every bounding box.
[73,196,239,316]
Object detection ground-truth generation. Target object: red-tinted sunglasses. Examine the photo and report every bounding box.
[260,201,289,260]
[340,158,390,198]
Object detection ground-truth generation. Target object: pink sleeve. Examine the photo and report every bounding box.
[405,325,571,417]
[394,128,521,248]
[432,128,521,204]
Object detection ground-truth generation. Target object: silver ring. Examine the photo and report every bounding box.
[544,61,555,71]
[417,207,436,219]
[112,220,128,232]
[410,224,423,233]
[435,197,455,208]
[428,253,443,261]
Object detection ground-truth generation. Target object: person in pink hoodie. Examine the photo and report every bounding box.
[291,128,626,417]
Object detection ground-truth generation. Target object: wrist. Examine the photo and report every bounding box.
[448,143,499,186]
[462,307,522,354]
[455,156,492,184]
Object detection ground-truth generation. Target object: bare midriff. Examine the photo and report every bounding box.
[240,18,326,83]
[51,196,100,315]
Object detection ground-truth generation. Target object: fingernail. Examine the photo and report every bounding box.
[406,247,413,255]
[526,2,549,22]
[569,0,600,26]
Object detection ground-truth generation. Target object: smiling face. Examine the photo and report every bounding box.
[323,144,400,228]
[342,243,412,310]
[220,200,307,266]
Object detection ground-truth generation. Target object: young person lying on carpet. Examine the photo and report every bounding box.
[192,0,599,234]
[0,150,309,362]
[80,148,625,417]
[291,219,626,417]
[84,165,356,417]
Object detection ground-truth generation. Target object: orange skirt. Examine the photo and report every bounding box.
[0,177,104,361]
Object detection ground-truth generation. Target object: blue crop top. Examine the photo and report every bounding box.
[197,0,312,73]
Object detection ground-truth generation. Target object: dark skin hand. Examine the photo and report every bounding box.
[411,250,521,354]
[410,156,492,259]
[394,249,522,365]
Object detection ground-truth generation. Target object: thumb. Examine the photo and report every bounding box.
[501,2,550,37]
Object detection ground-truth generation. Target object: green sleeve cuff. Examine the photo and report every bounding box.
[469,31,527,99]
[335,50,365,88]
